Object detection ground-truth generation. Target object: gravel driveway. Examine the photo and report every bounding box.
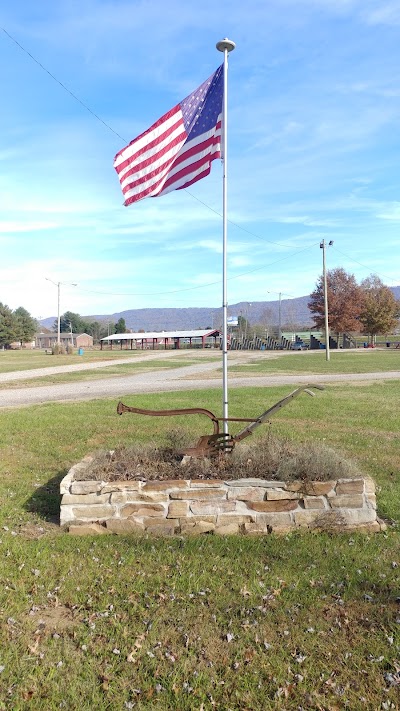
[1,357,399,409]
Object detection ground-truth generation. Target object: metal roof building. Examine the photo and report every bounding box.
[100,329,221,350]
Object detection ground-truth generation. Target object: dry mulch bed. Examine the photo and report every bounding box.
[75,432,364,483]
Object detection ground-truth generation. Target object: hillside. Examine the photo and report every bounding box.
[39,287,400,332]
[39,296,312,331]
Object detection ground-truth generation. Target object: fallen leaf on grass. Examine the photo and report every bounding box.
[28,635,41,655]
[22,690,35,701]
[100,675,110,691]
[244,648,256,664]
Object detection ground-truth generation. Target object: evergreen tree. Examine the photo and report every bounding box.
[85,320,108,342]
[55,312,90,334]
[0,303,17,347]
[14,307,37,345]
[115,317,127,333]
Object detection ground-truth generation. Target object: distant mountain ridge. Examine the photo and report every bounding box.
[39,287,400,332]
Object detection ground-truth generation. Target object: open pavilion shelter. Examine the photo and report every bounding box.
[100,329,222,351]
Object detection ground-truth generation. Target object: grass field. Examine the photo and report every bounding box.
[0,348,212,375]
[1,349,399,394]
[0,374,399,709]
[228,349,400,375]
[0,349,140,373]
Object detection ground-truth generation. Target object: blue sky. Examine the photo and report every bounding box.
[1,0,400,321]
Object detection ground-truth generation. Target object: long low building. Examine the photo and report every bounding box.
[100,329,221,350]
[36,332,94,349]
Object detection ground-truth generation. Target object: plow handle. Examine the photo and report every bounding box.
[117,401,220,435]
[233,384,324,443]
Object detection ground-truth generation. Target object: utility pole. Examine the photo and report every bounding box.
[278,292,282,344]
[45,278,77,347]
[244,302,252,340]
[265,290,293,345]
[320,240,333,362]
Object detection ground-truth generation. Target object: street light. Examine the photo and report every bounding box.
[319,240,334,361]
[45,278,77,346]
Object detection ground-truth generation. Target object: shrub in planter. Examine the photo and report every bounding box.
[52,343,66,355]
[76,432,364,483]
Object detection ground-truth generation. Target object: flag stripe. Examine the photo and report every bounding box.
[120,130,187,192]
[114,106,181,170]
[114,65,223,206]
[122,129,221,204]
[160,158,216,196]
[122,153,179,199]
[160,121,222,193]
[116,115,185,183]
[163,117,221,177]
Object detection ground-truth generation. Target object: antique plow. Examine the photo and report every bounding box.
[117,384,324,457]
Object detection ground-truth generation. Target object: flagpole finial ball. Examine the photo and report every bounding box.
[216,38,236,53]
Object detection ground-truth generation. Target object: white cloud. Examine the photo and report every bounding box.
[364,2,400,25]
[0,220,59,234]
[1,0,400,322]
[376,204,400,221]
[229,256,252,268]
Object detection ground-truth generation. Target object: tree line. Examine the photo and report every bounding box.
[54,312,127,342]
[0,305,38,348]
[1,271,398,349]
[0,304,128,348]
[57,274,399,347]
[308,271,400,343]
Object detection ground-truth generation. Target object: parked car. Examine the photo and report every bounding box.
[291,342,307,350]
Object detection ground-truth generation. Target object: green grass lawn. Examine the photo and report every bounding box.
[229,349,400,375]
[0,349,146,373]
[0,349,215,375]
[0,381,399,709]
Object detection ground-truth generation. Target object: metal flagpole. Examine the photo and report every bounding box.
[216,37,235,435]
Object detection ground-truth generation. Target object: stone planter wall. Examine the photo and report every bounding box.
[60,456,385,536]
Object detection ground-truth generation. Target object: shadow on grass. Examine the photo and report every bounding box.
[24,470,68,524]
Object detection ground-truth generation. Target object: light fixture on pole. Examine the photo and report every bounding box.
[45,278,77,346]
[319,240,334,362]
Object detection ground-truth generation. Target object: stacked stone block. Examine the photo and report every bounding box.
[60,457,384,536]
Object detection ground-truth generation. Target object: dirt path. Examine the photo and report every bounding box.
[0,350,189,383]
[0,357,399,409]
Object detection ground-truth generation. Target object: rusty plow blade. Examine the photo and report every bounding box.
[116,384,324,457]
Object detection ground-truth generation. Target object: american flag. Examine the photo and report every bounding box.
[114,65,223,206]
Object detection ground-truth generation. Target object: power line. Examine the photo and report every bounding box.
[184,189,298,249]
[70,242,318,298]
[1,27,126,143]
[331,246,398,285]
[2,26,310,252]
